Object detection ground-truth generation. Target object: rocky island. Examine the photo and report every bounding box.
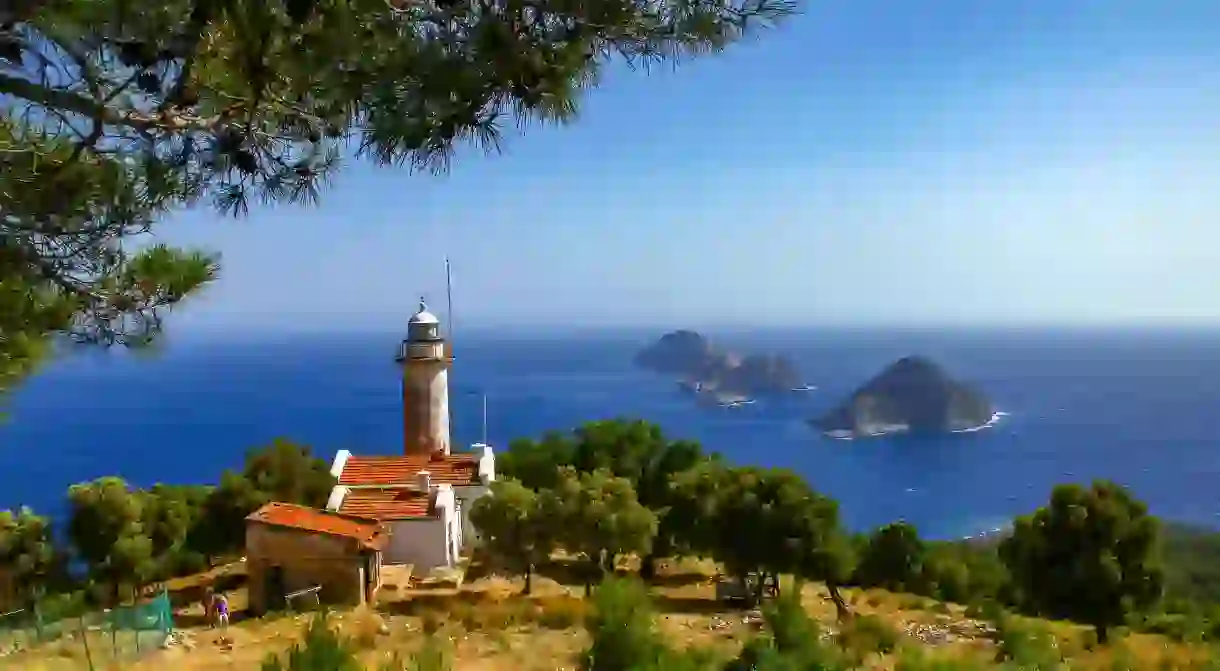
[811,356,996,438]
[634,330,808,405]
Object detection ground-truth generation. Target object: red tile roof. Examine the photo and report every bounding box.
[246,502,388,550]
[338,487,436,521]
[339,453,480,487]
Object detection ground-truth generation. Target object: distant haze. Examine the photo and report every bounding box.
[156,1,1220,335]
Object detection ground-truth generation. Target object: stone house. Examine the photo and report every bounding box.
[245,502,389,615]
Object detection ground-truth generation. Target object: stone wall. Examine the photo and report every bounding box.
[245,523,370,615]
[0,568,15,612]
[402,360,451,456]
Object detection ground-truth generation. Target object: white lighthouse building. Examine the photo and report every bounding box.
[326,296,495,572]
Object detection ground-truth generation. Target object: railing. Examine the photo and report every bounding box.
[284,585,323,612]
[0,590,174,670]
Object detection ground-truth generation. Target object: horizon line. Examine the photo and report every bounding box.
[130,320,1220,344]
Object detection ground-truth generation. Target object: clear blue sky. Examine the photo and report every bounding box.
[160,0,1220,334]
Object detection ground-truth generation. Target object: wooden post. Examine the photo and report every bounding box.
[163,588,173,634]
[78,616,95,671]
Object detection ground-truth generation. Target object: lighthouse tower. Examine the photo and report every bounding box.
[396,298,453,456]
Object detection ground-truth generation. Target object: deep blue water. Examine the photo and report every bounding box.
[3,327,1219,540]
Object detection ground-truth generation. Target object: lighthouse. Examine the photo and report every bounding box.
[396,297,453,456]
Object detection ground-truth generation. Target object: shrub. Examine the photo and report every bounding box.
[420,609,443,636]
[1076,627,1099,652]
[536,595,586,630]
[581,577,672,671]
[837,613,902,659]
[168,551,209,577]
[261,613,363,671]
[992,616,1063,670]
[725,588,847,671]
[391,635,452,671]
[895,594,929,611]
[348,610,389,649]
[1138,612,1206,643]
[894,646,988,671]
[964,599,1006,623]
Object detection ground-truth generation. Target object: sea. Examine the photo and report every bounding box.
[2,327,1219,540]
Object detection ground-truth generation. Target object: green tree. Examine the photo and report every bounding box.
[638,439,712,577]
[468,478,551,594]
[66,476,154,603]
[573,420,712,577]
[673,463,853,613]
[498,432,577,490]
[140,483,210,578]
[183,439,332,563]
[543,419,713,578]
[241,437,336,507]
[999,480,1164,642]
[0,507,60,606]
[189,469,270,562]
[569,419,669,479]
[778,482,856,621]
[920,541,1008,605]
[0,0,797,396]
[543,467,657,595]
[853,522,926,594]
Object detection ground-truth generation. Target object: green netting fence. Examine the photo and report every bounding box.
[0,590,174,669]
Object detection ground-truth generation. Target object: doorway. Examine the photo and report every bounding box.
[266,566,286,612]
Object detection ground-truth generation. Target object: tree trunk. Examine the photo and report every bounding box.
[639,552,657,581]
[826,580,853,621]
[1095,624,1109,644]
[523,564,533,596]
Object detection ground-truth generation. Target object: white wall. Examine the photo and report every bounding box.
[454,484,489,550]
[382,485,460,572]
[455,442,496,550]
[384,518,449,569]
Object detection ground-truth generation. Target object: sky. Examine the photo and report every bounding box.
[158,0,1220,335]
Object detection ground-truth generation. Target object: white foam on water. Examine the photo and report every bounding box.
[950,410,1008,434]
[821,411,1009,440]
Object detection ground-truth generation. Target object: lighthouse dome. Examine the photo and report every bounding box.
[408,298,439,326]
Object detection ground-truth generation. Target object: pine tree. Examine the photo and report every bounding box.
[0,0,797,397]
[0,506,59,606]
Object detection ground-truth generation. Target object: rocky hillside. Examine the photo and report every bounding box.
[813,356,995,438]
[635,330,803,397]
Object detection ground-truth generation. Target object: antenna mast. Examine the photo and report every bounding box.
[445,257,454,341]
[482,393,488,446]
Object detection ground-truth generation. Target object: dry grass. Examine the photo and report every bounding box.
[11,560,1217,670]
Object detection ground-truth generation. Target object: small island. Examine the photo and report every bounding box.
[811,356,996,438]
[634,330,809,406]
